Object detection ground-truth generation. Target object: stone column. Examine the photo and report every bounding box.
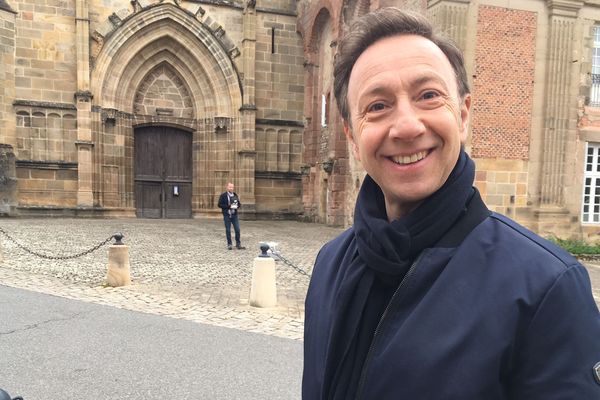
[0,4,17,148]
[239,0,258,213]
[540,0,583,206]
[427,0,470,51]
[0,144,17,215]
[75,0,94,207]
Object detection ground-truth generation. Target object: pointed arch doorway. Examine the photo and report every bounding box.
[134,126,192,218]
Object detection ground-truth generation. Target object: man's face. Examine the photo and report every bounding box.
[344,34,471,219]
[227,183,234,193]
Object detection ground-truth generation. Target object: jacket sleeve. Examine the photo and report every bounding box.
[217,193,228,210]
[509,264,600,399]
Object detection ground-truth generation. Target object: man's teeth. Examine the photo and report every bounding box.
[392,151,428,165]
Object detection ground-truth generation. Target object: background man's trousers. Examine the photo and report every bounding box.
[223,214,241,247]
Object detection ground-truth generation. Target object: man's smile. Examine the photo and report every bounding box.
[389,150,430,165]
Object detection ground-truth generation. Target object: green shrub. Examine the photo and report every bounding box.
[547,237,600,255]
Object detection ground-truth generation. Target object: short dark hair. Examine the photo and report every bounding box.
[333,7,470,124]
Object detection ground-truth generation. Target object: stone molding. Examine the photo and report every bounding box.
[74,140,94,148]
[255,171,302,180]
[256,118,304,127]
[91,2,241,65]
[13,100,76,110]
[74,90,94,102]
[428,0,471,8]
[16,160,78,170]
[546,0,584,17]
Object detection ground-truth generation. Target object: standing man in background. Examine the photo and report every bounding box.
[302,7,600,399]
[218,182,245,250]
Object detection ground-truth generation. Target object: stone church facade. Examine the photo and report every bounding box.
[1,0,600,239]
[297,0,600,239]
[0,0,305,219]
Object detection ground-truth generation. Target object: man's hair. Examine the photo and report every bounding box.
[333,7,470,124]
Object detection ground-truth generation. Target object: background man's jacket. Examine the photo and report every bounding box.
[218,192,241,216]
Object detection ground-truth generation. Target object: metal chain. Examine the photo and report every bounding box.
[0,227,116,260]
[272,252,312,278]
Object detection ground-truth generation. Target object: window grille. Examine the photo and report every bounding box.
[581,142,600,223]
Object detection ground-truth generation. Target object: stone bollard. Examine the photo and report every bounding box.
[250,243,277,308]
[106,233,131,287]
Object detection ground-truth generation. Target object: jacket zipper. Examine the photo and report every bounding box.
[354,251,427,400]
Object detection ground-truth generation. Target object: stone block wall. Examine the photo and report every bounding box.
[255,12,304,122]
[16,162,77,206]
[0,144,18,215]
[255,122,303,216]
[474,158,529,215]
[12,0,77,103]
[255,177,303,217]
[255,125,302,172]
[0,5,16,148]
[14,108,77,162]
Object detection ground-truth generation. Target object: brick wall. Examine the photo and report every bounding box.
[471,5,536,160]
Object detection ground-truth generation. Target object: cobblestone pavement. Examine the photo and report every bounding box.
[0,218,344,340]
[0,218,599,341]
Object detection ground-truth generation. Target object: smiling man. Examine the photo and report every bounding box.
[302,8,600,400]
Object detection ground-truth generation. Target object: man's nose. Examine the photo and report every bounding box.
[388,100,426,140]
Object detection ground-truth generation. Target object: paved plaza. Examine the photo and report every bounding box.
[0,217,599,341]
[0,217,344,340]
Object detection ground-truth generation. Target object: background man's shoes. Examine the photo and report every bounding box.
[236,245,246,250]
[227,245,233,250]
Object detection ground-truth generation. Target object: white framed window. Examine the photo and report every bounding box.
[321,94,328,128]
[582,142,600,223]
[591,25,600,106]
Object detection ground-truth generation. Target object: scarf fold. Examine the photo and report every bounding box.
[324,150,476,399]
[354,150,475,280]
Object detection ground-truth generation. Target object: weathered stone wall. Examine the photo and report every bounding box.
[0,4,16,149]
[254,11,304,122]
[296,0,600,239]
[7,0,305,219]
[12,0,77,103]
[0,144,18,215]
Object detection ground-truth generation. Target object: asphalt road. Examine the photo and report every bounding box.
[0,285,303,400]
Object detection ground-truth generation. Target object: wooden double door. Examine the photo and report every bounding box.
[134,126,192,218]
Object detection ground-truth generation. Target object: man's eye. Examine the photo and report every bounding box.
[367,102,386,112]
[421,91,440,100]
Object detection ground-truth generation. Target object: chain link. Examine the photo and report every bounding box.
[271,252,312,278]
[0,227,117,260]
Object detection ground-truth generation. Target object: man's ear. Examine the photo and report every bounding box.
[459,94,471,143]
[343,120,360,161]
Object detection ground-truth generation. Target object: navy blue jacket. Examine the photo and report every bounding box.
[303,213,600,399]
[218,191,241,216]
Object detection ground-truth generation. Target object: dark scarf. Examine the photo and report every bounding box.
[355,149,476,280]
[324,150,476,399]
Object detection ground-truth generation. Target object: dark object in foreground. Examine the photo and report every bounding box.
[0,389,23,400]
